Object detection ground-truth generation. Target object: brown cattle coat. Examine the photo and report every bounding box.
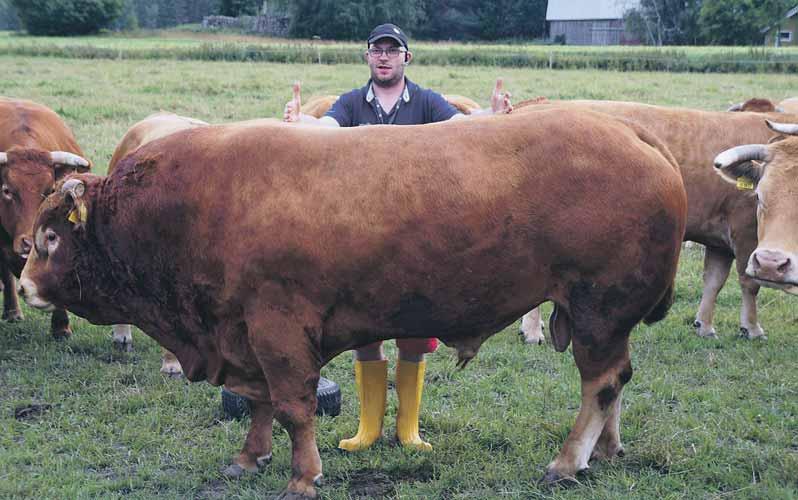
[22,110,686,496]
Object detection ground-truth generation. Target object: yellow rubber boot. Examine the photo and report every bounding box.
[338,360,388,452]
[395,360,432,451]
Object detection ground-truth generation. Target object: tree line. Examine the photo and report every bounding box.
[1,0,795,45]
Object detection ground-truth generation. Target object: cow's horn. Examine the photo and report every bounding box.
[775,106,785,113]
[727,102,743,112]
[61,178,85,198]
[50,151,90,167]
[714,145,769,169]
[0,152,6,165]
[766,120,798,136]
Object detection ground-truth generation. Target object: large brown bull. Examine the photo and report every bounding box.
[107,111,207,373]
[0,97,90,338]
[19,110,686,497]
[516,99,789,340]
[714,120,798,294]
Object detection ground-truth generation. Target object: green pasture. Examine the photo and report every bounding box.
[3,30,798,72]
[0,54,797,499]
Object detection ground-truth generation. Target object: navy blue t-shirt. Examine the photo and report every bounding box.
[325,78,459,127]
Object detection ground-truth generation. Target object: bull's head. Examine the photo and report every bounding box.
[714,120,798,294]
[19,174,98,312]
[0,147,90,261]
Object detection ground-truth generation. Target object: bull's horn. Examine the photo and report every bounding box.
[727,102,743,112]
[0,152,6,165]
[775,106,785,113]
[50,151,90,167]
[766,120,798,136]
[61,178,85,198]
[713,145,769,169]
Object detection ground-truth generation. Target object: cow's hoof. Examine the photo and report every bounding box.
[51,328,72,340]
[113,340,134,353]
[693,320,717,339]
[739,327,767,340]
[222,463,258,479]
[3,309,23,322]
[591,443,625,461]
[541,467,581,487]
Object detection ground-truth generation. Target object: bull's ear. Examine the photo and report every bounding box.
[713,145,769,191]
[50,152,91,180]
[61,178,89,229]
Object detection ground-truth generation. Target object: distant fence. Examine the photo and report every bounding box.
[3,42,798,73]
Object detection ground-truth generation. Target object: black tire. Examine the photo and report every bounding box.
[221,376,342,420]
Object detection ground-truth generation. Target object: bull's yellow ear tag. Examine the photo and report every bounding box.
[67,205,87,224]
[736,177,755,191]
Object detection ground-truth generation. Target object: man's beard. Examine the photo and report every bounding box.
[371,67,404,88]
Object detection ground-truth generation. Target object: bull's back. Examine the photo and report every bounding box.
[111,110,685,331]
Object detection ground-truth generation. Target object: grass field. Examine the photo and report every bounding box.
[3,30,798,72]
[0,53,797,499]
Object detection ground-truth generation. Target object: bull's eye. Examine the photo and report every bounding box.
[1,184,12,201]
[44,228,59,255]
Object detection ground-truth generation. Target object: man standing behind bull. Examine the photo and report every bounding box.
[284,23,513,452]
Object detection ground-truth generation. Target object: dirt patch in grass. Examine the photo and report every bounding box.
[347,470,396,499]
[195,479,228,500]
[14,403,52,421]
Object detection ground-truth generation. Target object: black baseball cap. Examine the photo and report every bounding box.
[367,23,408,50]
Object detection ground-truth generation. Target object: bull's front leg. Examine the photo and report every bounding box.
[544,338,632,484]
[111,324,133,351]
[223,398,275,478]
[50,308,71,339]
[736,257,765,340]
[1,258,22,322]
[246,304,323,499]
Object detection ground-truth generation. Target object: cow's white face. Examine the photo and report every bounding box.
[715,129,798,294]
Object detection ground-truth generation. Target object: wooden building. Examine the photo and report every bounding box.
[547,0,640,46]
[763,5,798,47]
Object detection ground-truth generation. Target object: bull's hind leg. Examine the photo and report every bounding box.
[694,247,733,338]
[1,258,22,322]
[246,303,323,499]
[50,308,71,339]
[544,336,632,483]
[224,398,275,478]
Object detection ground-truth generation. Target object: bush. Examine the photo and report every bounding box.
[11,0,123,36]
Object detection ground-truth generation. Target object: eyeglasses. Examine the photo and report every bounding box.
[367,47,405,58]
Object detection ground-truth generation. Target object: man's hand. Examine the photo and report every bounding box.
[490,78,513,115]
[283,81,302,122]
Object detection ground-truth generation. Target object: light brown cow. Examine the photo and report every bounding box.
[714,120,798,294]
[108,111,208,375]
[19,110,686,496]
[516,99,791,341]
[0,97,90,338]
[302,93,481,119]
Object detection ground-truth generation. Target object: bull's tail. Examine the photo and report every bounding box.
[643,284,674,325]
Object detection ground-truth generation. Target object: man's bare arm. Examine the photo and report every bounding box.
[450,78,513,120]
[283,82,340,127]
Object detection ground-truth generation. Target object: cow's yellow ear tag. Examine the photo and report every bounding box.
[736,177,755,191]
[67,205,87,224]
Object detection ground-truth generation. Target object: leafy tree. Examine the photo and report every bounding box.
[625,0,704,45]
[0,0,20,30]
[220,0,262,16]
[288,0,425,40]
[11,0,124,35]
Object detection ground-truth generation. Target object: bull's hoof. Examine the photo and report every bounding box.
[221,463,258,479]
[591,443,625,461]
[739,327,767,340]
[541,468,581,487]
[693,320,717,339]
[51,328,72,340]
[3,309,23,322]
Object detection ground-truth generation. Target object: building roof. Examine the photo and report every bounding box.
[760,4,798,33]
[546,0,640,21]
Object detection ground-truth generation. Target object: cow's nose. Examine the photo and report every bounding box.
[750,249,792,281]
[20,237,32,255]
